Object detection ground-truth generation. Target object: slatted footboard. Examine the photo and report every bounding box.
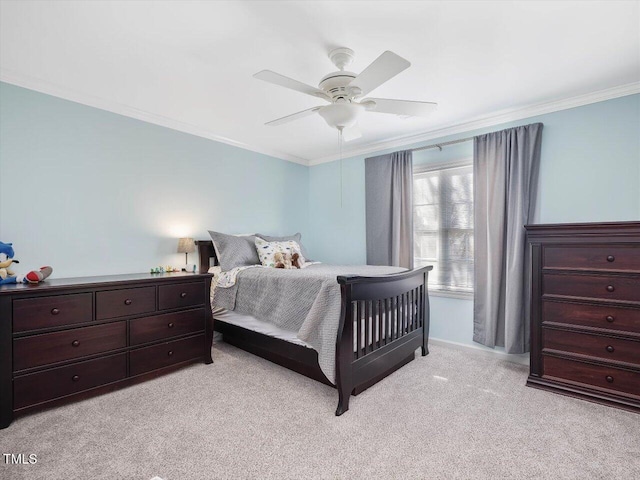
[335,266,432,415]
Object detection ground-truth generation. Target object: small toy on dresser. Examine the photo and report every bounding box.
[150,266,184,273]
[0,241,53,285]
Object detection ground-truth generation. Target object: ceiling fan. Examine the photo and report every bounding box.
[254,47,437,141]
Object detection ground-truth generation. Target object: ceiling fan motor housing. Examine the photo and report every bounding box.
[319,71,357,101]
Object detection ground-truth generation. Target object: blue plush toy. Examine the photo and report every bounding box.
[0,241,52,285]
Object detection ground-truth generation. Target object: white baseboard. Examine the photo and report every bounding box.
[429,337,530,366]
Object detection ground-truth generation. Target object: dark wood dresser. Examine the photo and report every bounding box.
[526,222,640,412]
[0,272,213,428]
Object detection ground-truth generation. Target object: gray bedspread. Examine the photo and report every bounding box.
[213,264,405,384]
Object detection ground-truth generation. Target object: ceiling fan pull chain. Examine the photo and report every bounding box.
[339,128,343,208]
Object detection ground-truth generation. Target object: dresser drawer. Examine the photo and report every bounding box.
[543,328,640,365]
[543,273,640,303]
[542,300,640,333]
[544,245,640,272]
[13,293,93,332]
[543,355,640,398]
[130,334,204,376]
[96,286,156,320]
[14,322,127,371]
[13,353,127,410]
[130,309,205,346]
[158,282,205,310]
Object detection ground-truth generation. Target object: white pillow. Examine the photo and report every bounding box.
[254,237,304,267]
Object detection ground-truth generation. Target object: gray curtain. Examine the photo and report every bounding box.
[365,150,414,268]
[473,123,543,353]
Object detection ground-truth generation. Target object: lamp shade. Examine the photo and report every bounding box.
[177,237,196,254]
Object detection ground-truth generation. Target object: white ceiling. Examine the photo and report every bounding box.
[1,1,639,165]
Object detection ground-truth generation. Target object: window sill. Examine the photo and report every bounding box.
[428,290,473,300]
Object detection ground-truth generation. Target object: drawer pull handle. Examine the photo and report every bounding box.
[51,308,60,315]
[124,299,132,305]
[168,322,175,328]
[180,292,187,298]
[606,345,615,353]
[606,315,615,323]
[167,350,174,357]
[607,255,615,262]
[72,375,80,382]
[606,375,614,383]
[606,285,615,292]
[71,340,80,347]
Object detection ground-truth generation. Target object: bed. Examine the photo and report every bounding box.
[197,240,432,415]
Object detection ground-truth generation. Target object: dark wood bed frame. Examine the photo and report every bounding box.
[197,240,432,416]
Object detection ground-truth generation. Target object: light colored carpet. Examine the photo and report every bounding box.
[1,342,639,480]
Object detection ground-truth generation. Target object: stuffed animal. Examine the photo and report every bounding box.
[274,251,293,269]
[274,251,305,269]
[0,241,52,285]
[0,242,18,283]
[292,252,305,269]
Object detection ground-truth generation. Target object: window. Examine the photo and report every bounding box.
[413,162,474,294]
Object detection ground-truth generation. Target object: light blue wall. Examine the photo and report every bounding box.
[307,94,640,351]
[0,82,309,278]
[2,82,638,352]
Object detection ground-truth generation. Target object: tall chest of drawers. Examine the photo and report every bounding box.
[526,222,640,412]
[0,272,213,428]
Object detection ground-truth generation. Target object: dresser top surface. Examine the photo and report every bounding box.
[526,221,640,238]
[0,272,212,296]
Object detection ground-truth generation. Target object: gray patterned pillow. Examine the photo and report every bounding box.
[255,232,311,260]
[208,231,260,272]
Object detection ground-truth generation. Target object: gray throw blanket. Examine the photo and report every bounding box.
[213,264,405,384]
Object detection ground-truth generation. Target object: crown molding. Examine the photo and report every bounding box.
[0,69,311,166]
[308,81,640,165]
[2,68,637,169]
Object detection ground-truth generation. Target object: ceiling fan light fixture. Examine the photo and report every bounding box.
[318,103,364,129]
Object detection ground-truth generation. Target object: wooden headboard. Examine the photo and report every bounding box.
[196,240,218,273]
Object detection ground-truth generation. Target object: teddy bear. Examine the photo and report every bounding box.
[292,252,305,269]
[0,241,53,285]
[274,251,293,269]
[274,251,305,269]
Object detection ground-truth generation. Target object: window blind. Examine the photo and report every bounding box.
[413,164,474,293]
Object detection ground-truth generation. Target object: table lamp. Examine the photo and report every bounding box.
[177,237,196,271]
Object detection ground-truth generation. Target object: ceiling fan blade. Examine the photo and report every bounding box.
[254,70,330,101]
[342,124,362,142]
[349,51,410,96]
[265,106,322,126]
[364,98,438,117]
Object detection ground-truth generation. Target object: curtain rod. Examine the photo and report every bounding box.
[410,136,474,152]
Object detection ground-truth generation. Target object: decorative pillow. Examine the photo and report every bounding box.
[255,232,311,260]
[208,231,260,272]
[254,237,304,268]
